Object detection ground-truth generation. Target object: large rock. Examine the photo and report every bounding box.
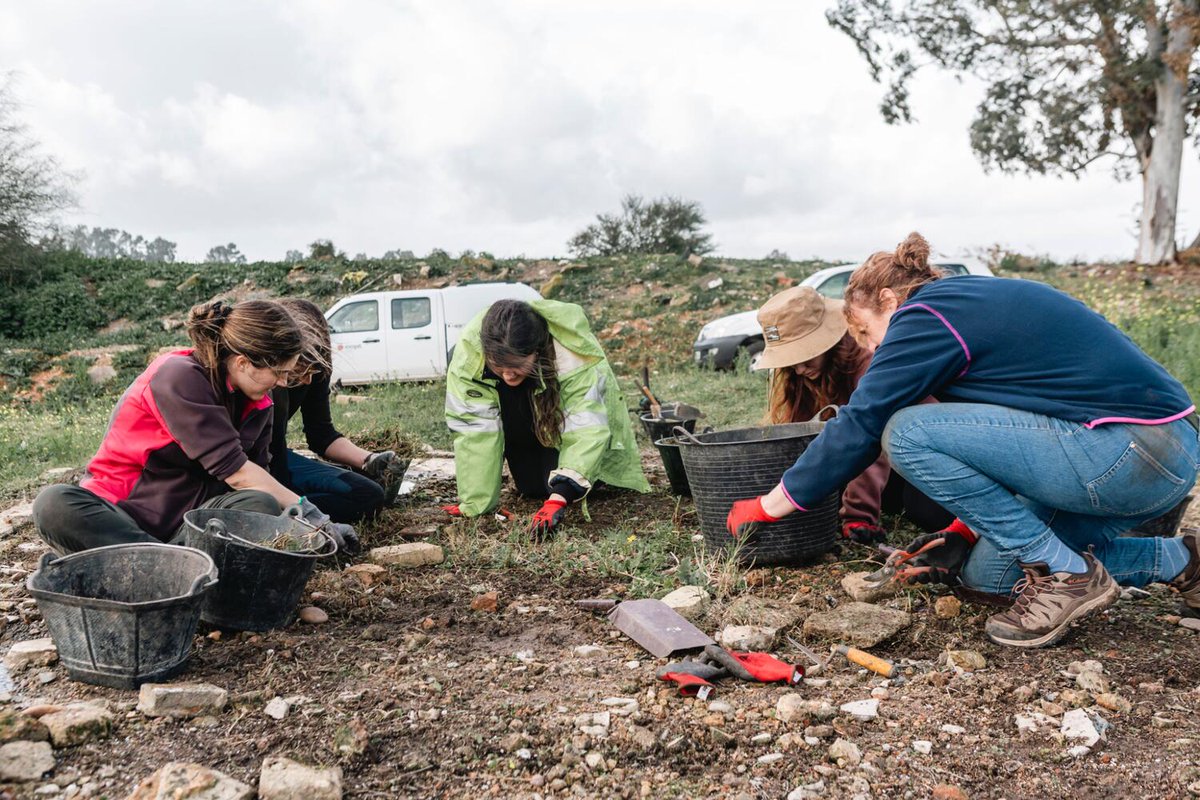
[841,572,897,604]
[660,586,710,620]
[723,596,804,630]
[0,740,54,782]
[368,543,445,568]
[718,625,778,651]
[126,762,254,800]
[4,639,57,671]
[802,602,911,648]
[137,683,228,719]
[40,704,114,747]
[0,709,49,743]
[258,756,343,800]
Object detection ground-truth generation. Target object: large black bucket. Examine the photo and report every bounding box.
[182,508,336,631]
[27,543,217,689]
[641,414,698,496]
[675,422,839,565]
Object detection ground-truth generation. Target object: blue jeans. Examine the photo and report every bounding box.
[883,404,1200,594]
[285,450,385,524]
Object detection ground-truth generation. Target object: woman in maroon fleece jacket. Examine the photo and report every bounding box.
[755,286,953,542]
[33,299,357,554]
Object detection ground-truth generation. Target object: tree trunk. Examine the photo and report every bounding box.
[1135,4,1196,265]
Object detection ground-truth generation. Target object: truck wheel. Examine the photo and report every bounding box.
[740,339,765,372]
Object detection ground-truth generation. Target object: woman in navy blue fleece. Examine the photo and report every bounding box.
[727,233,1199,648]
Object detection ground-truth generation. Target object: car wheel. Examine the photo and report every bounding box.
[741,339,765,372]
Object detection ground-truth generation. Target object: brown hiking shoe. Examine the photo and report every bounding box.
[1170,528,1200,617]
[984,552,1119,648]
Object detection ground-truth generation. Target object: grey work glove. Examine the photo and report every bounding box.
[283,498,361,555]
[362,450,410,507]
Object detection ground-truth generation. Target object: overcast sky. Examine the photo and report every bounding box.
[4,0,1198,263]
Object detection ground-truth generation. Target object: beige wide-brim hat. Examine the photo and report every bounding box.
[753,286,847,371]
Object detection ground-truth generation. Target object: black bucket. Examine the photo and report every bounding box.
[641,414,698,496]
[1123,495,1193,538]
[182,508,336,631]
[27,543,217,689]
[675,421,839,566]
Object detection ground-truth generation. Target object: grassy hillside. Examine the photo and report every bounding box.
[1,249,1197,504]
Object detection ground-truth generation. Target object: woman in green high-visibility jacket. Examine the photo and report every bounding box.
[444,299,649,536]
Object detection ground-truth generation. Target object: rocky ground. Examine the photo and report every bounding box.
[0,456,1197,799]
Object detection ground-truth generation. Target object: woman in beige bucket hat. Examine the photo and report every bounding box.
[754,286,953,542]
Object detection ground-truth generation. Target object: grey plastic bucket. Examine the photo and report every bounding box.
[182,508,336,632]
[26,543,217,689]
[675,421,839,566]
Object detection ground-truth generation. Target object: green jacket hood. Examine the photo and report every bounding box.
[455,299,605,378]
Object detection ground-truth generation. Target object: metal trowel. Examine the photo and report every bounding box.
[577,598,715,658]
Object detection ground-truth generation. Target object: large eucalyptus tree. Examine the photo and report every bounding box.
[828,1,1200,263]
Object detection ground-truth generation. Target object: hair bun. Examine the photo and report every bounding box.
[894,232,931,271]
[188,300,233,328]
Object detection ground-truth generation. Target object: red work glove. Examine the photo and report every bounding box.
[530,498,568,538]
[843,521,888,544]
[658,671,716,700]
[725,497,779,538]
[728,652,804,685]
[441,504,462,517]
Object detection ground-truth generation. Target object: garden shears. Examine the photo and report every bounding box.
[861,537,946,589]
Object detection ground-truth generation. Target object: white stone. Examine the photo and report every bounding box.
[839,699,879,721]
[912,740,933,755]
[1067,745,1093,758]
[584,752,604,770]
[787,780,827,800]
[40,704,113,747]
[707,700,733,715]
[1062,709,1103,748]
[264,697,290,720]
[33,784,60,795]
[718,625,777,651]
[827,738,861,766]
[757,752,785,765]
[137,683,228,719]
[840,572,897,603]
[777,695,835,724]
[0,741,54,782]
[258,756,343,800]
[572,645,605,659]
[4,639,57,672]
[126,762,253,799]
[367,543,444,568]
[660,586,711,620]
[940,724,965,735]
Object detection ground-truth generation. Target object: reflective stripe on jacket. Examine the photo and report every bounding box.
[445,299,650,517]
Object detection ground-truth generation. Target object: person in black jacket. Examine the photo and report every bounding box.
[271,298,406,528]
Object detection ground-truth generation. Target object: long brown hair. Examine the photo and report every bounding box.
[843,232,944,320]
[186,299,303,390]
[766,333,870,423]
[277,297,333,381]
[481,300,564,448]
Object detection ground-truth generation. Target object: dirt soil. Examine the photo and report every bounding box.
[1,456,1199,800]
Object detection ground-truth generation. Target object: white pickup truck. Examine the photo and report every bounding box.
[326,282,542,384]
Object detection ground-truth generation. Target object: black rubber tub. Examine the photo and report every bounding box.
[675,421,839,566]
[27,543,217,689]
[640,414,698,496]
[182,508,336,631]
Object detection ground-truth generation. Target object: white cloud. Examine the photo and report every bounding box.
[1,0,1196,261]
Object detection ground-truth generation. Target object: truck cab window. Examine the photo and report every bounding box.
[329,300,379,333]
[391,297,432,329]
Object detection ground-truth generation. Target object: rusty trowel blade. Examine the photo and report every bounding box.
[607,599,715,658]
